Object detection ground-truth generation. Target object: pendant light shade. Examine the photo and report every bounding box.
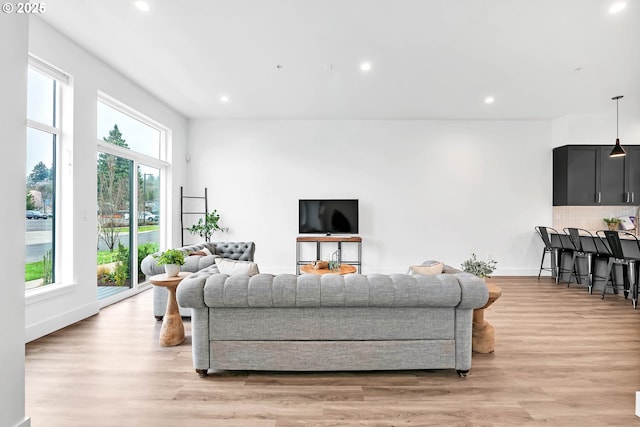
[610,138,626,157]
[610,95,625,158]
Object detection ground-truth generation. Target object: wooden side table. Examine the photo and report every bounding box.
[472,282,502,354]
[299,264,357,275]
[149,272,191,346]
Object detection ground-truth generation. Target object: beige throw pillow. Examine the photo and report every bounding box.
[410,262,444,275]
[201,247,213,256]
[214,258,260,276]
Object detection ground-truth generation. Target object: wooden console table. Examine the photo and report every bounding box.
[296,236,362,275]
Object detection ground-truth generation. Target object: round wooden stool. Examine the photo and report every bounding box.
[472,282,502,354]
[149,272,191,346]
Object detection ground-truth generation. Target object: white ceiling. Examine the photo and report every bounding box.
[39,0,640,120]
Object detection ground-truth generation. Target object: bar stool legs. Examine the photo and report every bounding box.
[601,258,632,301]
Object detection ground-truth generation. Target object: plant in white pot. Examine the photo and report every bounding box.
[187,210,228,242]
[153,249,185,277]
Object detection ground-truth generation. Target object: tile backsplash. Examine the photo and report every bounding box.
[553,206,640,232]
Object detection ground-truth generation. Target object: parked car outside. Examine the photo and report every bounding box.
[26,210,48,219]
[123,211,159,222]
[139,211,159,222]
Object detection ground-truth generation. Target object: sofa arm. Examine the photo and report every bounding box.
[452,273,489,309]
[176,268,216,309]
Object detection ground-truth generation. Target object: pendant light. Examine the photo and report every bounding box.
[610,95,626,158]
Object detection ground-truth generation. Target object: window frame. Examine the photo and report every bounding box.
[25,56,68,294]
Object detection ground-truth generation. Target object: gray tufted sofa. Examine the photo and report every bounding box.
[177,269,489,377]
[141,241,255,319]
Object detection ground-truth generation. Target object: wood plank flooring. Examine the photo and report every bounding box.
[25,276,640,426]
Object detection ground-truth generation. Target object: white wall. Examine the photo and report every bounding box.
[25,18,188,342]
[1,11,30,427]
[552,113,640,146]
[187,119,553,275]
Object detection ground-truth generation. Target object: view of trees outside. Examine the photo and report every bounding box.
[25,70,165,295]
[25,67,57,289]
[97,124,160,291]
[97,125,131,252]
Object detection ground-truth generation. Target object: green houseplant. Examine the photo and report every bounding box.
[603,217,621,231]
[461,253,497,279]
[187,210,227,242]
[153,248,185,277]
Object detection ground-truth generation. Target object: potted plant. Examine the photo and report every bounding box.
[153,249,185,277]
[187,210,227,242]
[461,253,497,279]
[603,217,621,231]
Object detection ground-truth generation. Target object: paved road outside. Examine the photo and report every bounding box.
[25,218,159,262]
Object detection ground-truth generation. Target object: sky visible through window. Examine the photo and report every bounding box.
[26,68,55,175]
[97,101,160,158]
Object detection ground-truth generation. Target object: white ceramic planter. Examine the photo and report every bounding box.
[164,264,180,277]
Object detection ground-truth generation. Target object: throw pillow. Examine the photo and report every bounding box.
[214,258,260,276]
[410,262,444,275]
[201,247,213,256]
[189,250,207,256]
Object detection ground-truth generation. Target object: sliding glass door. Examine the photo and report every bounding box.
[96,97,167,303]
[97,151,133,296]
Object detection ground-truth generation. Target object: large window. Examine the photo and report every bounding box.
[96,96,168,300]
[25,62,66,289]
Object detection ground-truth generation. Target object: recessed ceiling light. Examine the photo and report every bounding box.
[220,95,229,103]
[134,1,150,12]
[484,96,495,105]
[609,2,626,13]
[360,62,372,72]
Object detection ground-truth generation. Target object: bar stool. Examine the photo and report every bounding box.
[563,228,598,291]
[589,232,614,295]
[595,230,638,308]
[535,226,565,284]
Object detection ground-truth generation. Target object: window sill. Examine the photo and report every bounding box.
[26,282,77,305]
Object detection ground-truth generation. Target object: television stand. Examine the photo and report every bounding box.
[296,236,362,275]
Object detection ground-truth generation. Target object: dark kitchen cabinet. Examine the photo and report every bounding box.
[599,147,626,204]
[553,145,638,206]
[624,146,640,204]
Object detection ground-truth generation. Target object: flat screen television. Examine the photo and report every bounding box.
[299,199,359,235]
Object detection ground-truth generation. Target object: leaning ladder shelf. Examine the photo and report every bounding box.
[180,186,208,246]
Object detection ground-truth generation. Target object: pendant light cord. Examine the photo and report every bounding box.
[617,98,619,139]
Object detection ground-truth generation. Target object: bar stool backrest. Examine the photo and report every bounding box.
[563,227,595,253]
[535,226,557,250]
[610,230,640,260]
[602,230,625,260]
[566,227,582,251]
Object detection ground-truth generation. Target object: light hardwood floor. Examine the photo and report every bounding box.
[25,276,640,426]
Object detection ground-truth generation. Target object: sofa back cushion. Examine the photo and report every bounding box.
[206,241,255,261]
[199,273,464,308]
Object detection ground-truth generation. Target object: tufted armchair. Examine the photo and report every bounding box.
[141,241,255,319]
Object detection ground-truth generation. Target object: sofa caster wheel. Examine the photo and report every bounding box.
[155,315,163,321]
[196,369,208,378]
[456,370,468,378]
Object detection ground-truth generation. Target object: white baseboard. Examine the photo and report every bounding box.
[25,301,99,343]
[13,417,31,427]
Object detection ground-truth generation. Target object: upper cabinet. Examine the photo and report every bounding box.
[553,145,640,206]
